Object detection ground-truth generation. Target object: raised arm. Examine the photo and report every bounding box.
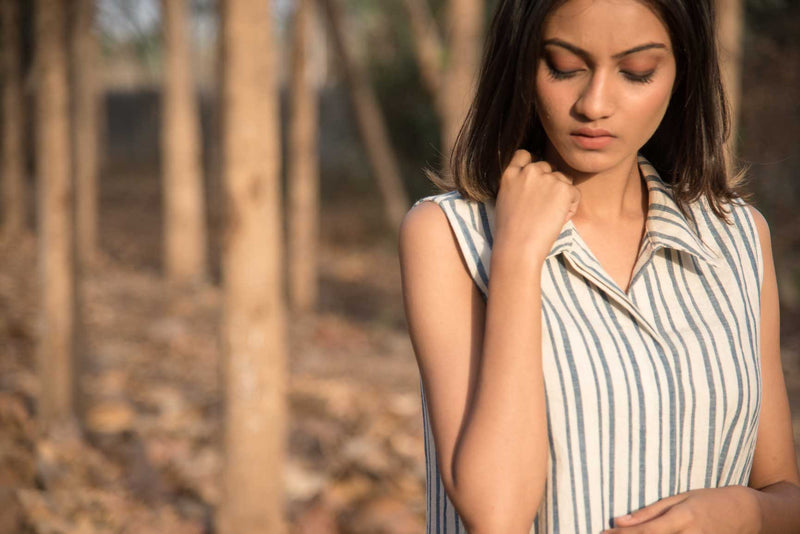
[398,150,580,533]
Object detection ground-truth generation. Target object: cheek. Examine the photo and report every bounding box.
[636,64,676,123]
[534,78,568,124]
[634,82,674,131]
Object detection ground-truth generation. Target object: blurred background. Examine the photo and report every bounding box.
[0,0,797,533]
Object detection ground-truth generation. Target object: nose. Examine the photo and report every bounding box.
[574,70,614,121]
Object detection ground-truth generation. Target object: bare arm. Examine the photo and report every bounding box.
[399,201,547,533]
[399,151,580,533]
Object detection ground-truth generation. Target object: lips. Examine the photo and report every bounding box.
[571,127,613,137]
[570,131,614,149]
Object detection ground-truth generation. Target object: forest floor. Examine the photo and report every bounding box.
[1,161,800,533]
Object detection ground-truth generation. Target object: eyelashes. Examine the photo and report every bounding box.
[545,64,656,85]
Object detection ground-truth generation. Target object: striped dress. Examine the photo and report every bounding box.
[411,153,763,533]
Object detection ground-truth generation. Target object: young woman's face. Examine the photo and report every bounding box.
[534,0,677,173]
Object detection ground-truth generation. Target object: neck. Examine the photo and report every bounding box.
[544,145,647,223]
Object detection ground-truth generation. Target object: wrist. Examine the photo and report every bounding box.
[491,240,548,273]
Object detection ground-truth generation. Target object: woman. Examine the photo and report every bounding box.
[398,0,800,532]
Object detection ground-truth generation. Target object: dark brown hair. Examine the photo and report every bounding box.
[425,0,750,223]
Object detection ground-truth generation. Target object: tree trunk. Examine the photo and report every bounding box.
[442,0,483,172]
[35,0,76,429]
[716,0,743,173]
[318,0,409,234]
[401,0,444,116]
[2,0,27,241]
[69,0,99,266]
[288,0,320,314]
[162,0,207,284]
[217,0,287,532]
[401,0,483,176]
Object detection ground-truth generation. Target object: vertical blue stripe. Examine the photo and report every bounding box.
[545,392,557,533]
[542,295,581,529]
[623,308,669,502]
[542,282,594,532]
[641,268,682,493]
[673,251,726,486]
[422,384,433,533]
[598,291,648,507]
[655,251,701,487]
[444,199,489,289]
[478,202,493,247]
[689,255,748,486]
[442,480,448,533]
[586,284,637,514]
[728,205,764,443]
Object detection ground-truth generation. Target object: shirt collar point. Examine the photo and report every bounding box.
[545,220,576,260]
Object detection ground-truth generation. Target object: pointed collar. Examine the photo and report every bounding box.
[544,153,722,267]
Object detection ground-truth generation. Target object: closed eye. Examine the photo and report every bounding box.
[545,64,582,80]
[623,71,655,84]
[545,64,655,85]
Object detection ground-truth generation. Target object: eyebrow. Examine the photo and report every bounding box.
[542,38,668,60]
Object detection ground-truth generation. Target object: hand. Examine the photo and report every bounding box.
[493,149,581,262]
[601,485,761,533]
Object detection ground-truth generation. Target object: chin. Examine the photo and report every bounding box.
[553,146,619,174]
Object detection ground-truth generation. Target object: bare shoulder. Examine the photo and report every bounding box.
[398,198,471,279]
[743,204,774,284]
[398,198,477,336]
[744,204,771,246]
[399,199,452,253]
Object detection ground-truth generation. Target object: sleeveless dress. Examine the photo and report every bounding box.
[410,153,763,533]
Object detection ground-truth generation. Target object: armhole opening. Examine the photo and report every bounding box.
[413,197,491,301]
[743,202,765,290]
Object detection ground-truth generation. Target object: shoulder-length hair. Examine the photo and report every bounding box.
[425,0,750,223]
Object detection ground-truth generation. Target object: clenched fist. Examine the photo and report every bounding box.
[493,149,581,264]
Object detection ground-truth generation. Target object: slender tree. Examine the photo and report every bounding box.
[69,0,100,266]
[402,0,444,115]
[2,0,27,242]
[288,0,320,313]
[35,0,77,429]
[402,0,484,174]
[442,0,483,162]
[716,0,744,173]
[318,0,409,233]
[162,0,207,284]
[217,0,287,532]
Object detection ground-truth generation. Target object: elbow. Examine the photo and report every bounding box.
[443,470,546,534]
[440,425,549,531]
[459,506,540,534]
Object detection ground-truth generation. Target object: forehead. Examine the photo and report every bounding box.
[543,0,671,53]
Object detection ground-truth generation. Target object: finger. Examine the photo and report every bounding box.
[602,505,686,533]
[557,174,573,186]
[613,494,688,527]
[502,152,532,183]
[530,160,553,174]
[508,149,533,169]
